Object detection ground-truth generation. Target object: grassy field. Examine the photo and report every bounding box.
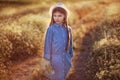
[0,0,120,80]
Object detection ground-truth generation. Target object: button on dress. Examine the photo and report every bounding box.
[44,23,74,80]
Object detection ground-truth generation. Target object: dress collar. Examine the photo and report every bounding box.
[54,23,66,29]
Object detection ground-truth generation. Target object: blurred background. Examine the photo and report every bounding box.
[0,0,120,80]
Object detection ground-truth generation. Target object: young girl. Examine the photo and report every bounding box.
[44,3,74,80]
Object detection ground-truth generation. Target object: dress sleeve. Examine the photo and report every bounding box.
[44,27,53,60]
[69,27,74,58]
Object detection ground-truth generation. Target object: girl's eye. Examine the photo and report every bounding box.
[58,15,62,17]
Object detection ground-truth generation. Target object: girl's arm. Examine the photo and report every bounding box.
[44,27,53,61]
[69,27,74,58]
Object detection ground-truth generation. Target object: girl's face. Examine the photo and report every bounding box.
[53,11,65,25]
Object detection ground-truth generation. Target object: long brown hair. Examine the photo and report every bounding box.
[49,7,70,53]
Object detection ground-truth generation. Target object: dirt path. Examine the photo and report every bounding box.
[67,32,94,80]
[9,55,50,80]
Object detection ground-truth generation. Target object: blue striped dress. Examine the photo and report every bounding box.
[44,23,74,80]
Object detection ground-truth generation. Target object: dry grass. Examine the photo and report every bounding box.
[86,16,120,80]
